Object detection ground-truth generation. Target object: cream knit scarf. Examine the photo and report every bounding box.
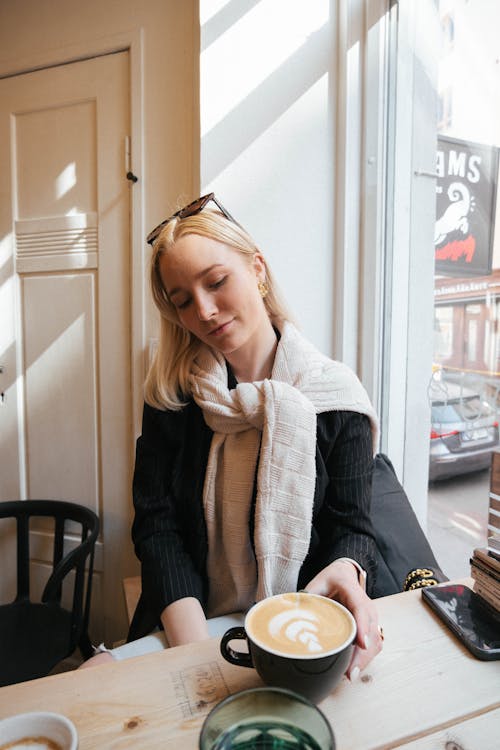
[190,321,379,618]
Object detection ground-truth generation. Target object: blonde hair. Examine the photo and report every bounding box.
[145,209,293,410]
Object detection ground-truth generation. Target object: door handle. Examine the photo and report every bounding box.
[414,169,440,179]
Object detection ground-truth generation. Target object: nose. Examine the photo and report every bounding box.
[194,292,217,321]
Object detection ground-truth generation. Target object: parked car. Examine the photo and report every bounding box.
[429,383,499,481]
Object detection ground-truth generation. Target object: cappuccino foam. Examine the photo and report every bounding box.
[247,593,353,657]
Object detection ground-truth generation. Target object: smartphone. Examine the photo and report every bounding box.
[422,583,500,661]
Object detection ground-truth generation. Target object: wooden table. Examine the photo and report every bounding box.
[0,581,498,749]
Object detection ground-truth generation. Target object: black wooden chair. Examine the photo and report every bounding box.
[0,500,99,687]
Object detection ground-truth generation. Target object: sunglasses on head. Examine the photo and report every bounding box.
[146,193,237,246]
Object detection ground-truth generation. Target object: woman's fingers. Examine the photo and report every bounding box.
[305,559,383,680]
[346,613,383,680]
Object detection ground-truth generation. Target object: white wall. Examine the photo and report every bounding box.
[199,0,336,356]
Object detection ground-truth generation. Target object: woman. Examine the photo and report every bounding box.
[85,194,383,679]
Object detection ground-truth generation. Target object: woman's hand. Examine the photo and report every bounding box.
[305,559,383,680]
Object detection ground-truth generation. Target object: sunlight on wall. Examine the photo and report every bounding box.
[0,275,14,355]
[0,234,14,355]
[200,0,229,24]
[199,0,334,354]
[26,314,86,403]
[55,162,80,216]
[56,162,76,200]
[201,0,329,135]
[0,232,12,267]
[24,310,97,500]
[26,313,88,376]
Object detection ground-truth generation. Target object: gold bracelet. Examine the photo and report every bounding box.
[406,578,438,591]
[403,568,437,591]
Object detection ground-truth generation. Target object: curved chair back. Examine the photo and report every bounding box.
[0,500,99,686]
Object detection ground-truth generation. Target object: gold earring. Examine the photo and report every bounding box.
[258,280,269,298]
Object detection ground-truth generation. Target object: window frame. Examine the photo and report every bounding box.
[334,0,439,525]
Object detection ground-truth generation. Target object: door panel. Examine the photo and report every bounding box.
[0,52,134,646]
[23,273,98,505]
[15,99,97,219]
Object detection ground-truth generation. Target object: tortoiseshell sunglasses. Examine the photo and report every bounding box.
[146,193,237,246]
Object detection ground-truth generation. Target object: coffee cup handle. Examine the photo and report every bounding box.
[220,627,254,668]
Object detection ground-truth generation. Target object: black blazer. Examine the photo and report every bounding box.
[128,400,377,641]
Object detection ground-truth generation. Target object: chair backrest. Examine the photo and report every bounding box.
[371,454,447,597]
[0,500,99,646]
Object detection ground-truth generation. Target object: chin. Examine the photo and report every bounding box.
[211,336,245,357]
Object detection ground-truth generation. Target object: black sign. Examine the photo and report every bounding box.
[434,135,498,277]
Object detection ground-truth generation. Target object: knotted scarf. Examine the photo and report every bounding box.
[189,321,379,617]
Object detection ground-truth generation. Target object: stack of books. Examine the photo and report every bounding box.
[470,547,500,613]
[470,450,500,613]
[488,450,500,560]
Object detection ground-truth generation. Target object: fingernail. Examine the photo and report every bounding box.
[364,634,370,649]
[350,666,360,682]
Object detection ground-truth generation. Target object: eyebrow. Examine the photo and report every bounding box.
[167,263,226,298]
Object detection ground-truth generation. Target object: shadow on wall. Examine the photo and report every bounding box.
[202,19,332,185]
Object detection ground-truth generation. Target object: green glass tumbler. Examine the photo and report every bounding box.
[199,687,334,750]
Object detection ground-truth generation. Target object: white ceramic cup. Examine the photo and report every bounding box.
[0,712,78,750]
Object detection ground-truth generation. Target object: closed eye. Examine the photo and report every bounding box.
[171,275,227,310]
[209,276,227,289]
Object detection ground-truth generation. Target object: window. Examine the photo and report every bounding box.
[434,306,454,360]
[381,0,499,577]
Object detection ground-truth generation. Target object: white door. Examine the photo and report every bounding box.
[0,51,136,646]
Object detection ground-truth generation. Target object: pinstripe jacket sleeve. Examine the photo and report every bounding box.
[298,411,377,590]
[129,400,212,638]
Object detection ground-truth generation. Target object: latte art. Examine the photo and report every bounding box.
[268,608,323,653]
[247,592,354,657]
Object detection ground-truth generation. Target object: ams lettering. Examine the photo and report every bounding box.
[436,150,481,183]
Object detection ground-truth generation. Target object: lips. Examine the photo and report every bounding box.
[208,320,233,337]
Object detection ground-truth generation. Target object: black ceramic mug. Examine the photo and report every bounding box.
[220,592,356,704]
